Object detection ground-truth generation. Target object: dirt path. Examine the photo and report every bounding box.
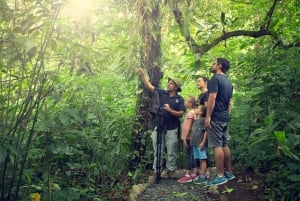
[133,169,264,201]
[136,176,214,201]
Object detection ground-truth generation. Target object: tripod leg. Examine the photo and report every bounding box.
[155,128,162,183]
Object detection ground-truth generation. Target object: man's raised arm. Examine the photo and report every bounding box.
[136,67,155,92]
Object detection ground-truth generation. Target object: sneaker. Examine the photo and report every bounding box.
[194,176,208,185]
[224,171,235,180]
[206,170,210,179]
[191,174,198,180]
[177,175,193,183]
[205,176,228,187]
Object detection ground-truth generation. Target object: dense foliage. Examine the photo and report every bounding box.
[0,0,299,200]
[230,46,300,201]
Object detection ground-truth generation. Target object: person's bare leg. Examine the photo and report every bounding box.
[213,147,224,176]
[200,160,207,176]
[195,159,200,175]
[185,170,191,175]
[223,146,232,172]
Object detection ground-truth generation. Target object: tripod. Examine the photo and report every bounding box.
[155,110,164,184]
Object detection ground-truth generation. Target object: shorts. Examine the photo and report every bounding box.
[193,146,207,160]
[207,120,229,148]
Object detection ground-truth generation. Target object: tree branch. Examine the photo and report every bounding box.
[261,0,280,31]
[200,29,273,53]
[274,39,300,49]
[170,1,198,53]
[170,0,298,56]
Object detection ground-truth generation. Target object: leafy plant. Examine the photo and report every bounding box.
[229,45,300,199]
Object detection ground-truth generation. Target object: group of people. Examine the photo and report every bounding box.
[136,57,235,187]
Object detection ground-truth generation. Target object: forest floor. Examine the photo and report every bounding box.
[104,167,269,201]
[135,168,267,201]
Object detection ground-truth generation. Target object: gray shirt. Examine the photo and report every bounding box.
[190,118,207,147]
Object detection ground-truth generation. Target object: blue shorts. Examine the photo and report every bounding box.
[193,146,207,160]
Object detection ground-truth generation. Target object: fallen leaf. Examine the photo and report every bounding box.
[246,175,252,182]
[222,187,234,193]
[173,191,188,197]
[207,185,218,193]
[237,178,243,183]
[252,185,258,190]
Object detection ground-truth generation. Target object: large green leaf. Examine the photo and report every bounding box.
[274,130,286,144]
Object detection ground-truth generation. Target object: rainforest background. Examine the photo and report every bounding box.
[0,0,299,200]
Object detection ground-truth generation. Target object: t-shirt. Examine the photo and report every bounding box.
[190,118,207,147]
[208,74,233,122]
[154,87,185,130]
[198,91,208,105]
[181,110,195,140]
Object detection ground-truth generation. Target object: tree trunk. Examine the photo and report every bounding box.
[130,0,163,169]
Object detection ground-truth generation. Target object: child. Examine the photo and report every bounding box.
[191,104,209,184]
[177,96,198,183]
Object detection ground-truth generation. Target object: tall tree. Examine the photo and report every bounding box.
[132,0,162,168]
